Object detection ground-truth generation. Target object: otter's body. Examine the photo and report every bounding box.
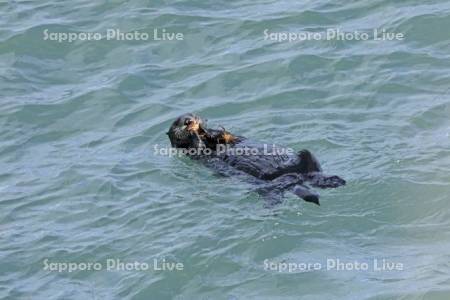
[167,113,345,206]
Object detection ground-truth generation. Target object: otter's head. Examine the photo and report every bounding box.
[167,113,207,148]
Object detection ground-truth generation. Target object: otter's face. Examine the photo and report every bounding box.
[167,113,207,148]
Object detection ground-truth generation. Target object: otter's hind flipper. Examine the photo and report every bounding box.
[293,185,320,206]
[307,173,346,189]
[255,173,301,207]
[298,150,322,173]
[256,173,320,207]
[256,187,284,208]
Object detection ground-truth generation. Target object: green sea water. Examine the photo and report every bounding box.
[1,0,450,299]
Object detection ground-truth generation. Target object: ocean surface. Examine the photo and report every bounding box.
[1,0,450,299]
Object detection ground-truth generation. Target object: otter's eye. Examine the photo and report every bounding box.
[184,119,192,125]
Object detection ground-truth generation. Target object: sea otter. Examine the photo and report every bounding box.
[167,113,345,206]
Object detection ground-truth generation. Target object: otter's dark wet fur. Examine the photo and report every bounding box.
[167,113,345,206]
